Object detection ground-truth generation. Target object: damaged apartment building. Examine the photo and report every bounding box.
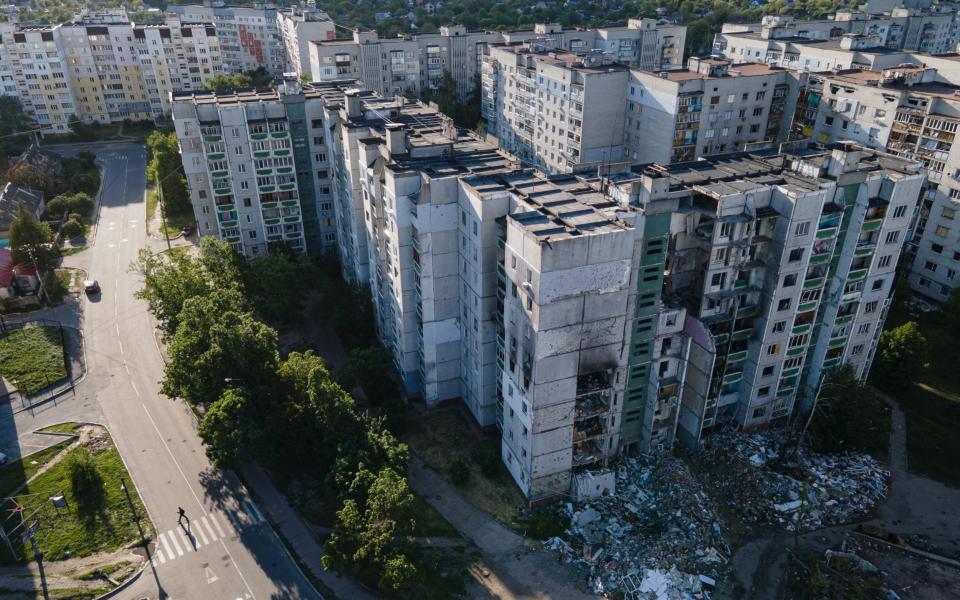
[317,87,924,502]
[173,77,923,503]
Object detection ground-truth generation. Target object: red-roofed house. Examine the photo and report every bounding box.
[0,248,41,299]
[0,248,15,299]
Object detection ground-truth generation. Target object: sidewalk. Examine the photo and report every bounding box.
[240,464,377,600]
[407,455,596,600]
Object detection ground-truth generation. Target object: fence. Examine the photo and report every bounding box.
[0,318,76,413]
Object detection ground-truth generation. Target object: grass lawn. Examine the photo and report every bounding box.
[882,301,960,397]
[0,433,151,563]
[0,327,67,394]
[40,422,81,435]
[0,439,74,497]
[147,186,195,238]
[411,495,459,538]
[403,409,524,528]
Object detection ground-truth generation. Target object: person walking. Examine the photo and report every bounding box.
[178,506,189,526]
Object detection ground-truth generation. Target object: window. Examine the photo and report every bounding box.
[720,222,734,238]
[892,205,907,219]
[944,207,957,220]
[778,298,791,311]
[864,300,878,313]
[783,273,797,287]
[710,95,720,105]
[857,323,871,335]
[788,248,804,262]
[886,230,902,244]
[755,91,766,101]
[932,243,944,254]
[766,343,780,356]
[772,321,786,333]
[795,222,810,236]
[762,365,775,377]
[851,344,864,356]
[925,260,938,272]
[757,387,770,399]
[753,107,763,117]
[872,278,885,291]
[878,255,892,268]
[248,230,257,239]
[789,334,807,348]
[711,272,727,288]
[243,197,252,207]
[934,225,949,238]
[713,247,728,264]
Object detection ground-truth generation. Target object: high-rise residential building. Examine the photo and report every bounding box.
[0,9,222,133]
[481,49,796,172]
[276,5,335,78]
[167,4,287,75]
[786,64,960,301]
[170,78,344,257]
[309,20,685,101]
[714,2,960,66]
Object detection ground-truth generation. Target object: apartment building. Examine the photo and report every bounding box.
[481,48,796,173]
[715,1,960,65]
[0,9,222,133]
[309,19,685,100]
[276,5,335,78]
[787,64,960,300]
[626,57,796,164]
[167,3,286,74]
[314,83,922,500]
[482,45,631,175]
[0,24,77,133]
[605,147,914,496]
[171,78,344,258]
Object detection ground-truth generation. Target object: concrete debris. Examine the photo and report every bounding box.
[692,430,889,531]
[544,456,727,598]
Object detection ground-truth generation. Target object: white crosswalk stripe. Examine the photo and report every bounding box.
[150,504,266,567]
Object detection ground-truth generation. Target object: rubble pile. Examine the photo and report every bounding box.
[544,456,729,599]
[693,431,889,531]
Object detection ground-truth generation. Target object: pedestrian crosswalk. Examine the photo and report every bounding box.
[151,500,265,567]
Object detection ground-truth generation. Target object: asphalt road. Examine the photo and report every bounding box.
[52,142,318,600]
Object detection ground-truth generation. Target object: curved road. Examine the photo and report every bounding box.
[57,142,317,600]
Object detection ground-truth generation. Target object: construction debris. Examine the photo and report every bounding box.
[544,455,728,598]
[691,430,889,531]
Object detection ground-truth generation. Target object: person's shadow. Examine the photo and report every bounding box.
[181,521,198,550]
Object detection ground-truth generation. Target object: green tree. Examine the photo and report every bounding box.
[323,467,417,597]
[242,250,315,326]
[0,96,31,157]
[202,73,254,92]
[161,288,279,406]
[198,387,265,467]
[46,192,94,220]
[9,201,59,275]
[809,363,890,457]
[68,449,106,525]
[875,321,929,389]
[338,346,398,405]
[135,238,245,338]
[146,131,191,216]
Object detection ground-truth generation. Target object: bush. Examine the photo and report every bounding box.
[477,448,501,479]
[61,217,84,239]
[448,458,470,487]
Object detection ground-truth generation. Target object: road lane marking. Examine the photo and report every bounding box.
[140,403,207,514]
[130,381,139,397]
[123,362,130,375]
[167,528,184,556]
[205,566,218,584]
[118,340,124,354]
[157,533,169,564]
[202,515,218,542]
[218,537,257,600]
[115,323,120,336]
[243,500,264,524]
[209,512,226,538]
[194,518,210,545]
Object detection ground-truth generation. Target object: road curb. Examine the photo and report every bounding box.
[94,557,149,600]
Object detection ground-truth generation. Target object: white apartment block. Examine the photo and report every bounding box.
[171,78,348,258]
[309,19,684,101]
[715,1,960,66]
[482,45,631,174]
[0,24,76,134]
[787,64,960,300]
[167,4,286,75]
[276,5,335,78]
[482,49,796,173]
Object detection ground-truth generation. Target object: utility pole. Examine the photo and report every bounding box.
[120,477,139,523]
[157,178,172,252]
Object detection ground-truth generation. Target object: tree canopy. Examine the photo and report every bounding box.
[10,201,59,275]
[874,321,929,389]
[146,131,191,216]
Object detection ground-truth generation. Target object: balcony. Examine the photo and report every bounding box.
[854,244,875,257]
[848,268,867,281]
[828,336,846,348]
[576,371,613,406]
[835,314,854,326]
[808,252,831,266]
[250,133,268,141]
[861,218,883,232]
[572,439,604,467]
[816,227,838,239]
[797,300,818,313]
[804,276,825,289]
[792,323,811,335]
